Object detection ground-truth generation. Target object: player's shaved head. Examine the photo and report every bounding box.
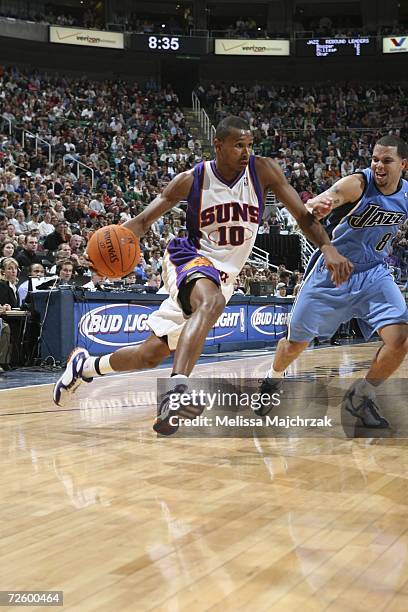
[215,116,251,140]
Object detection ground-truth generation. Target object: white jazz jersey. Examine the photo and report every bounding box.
[183,155,264,280]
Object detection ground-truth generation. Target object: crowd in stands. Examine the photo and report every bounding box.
[216,14,407,38]
[0,3,193,35]
[0,4,102,29]
[0,66,206,368]
[113,9,194,35]
[0,4,405,39]
[0,66,202,275]
[197,80,407,190]
[234,263,304,298]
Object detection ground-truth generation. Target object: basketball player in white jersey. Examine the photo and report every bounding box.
[53,116,353,435]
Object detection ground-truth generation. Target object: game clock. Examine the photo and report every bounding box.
[148,35,180,51]
[131,34,210,55]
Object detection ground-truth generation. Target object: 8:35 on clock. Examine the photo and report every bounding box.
[148,36,180,50]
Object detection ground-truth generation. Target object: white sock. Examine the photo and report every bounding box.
[83,354,115,378]
[354,378,377,400]
[171,374,188,379]
[266,366,285,379]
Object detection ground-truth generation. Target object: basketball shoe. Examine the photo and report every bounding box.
[343,382,389,428]
[53,348,93,407]
[153,383,206,436]
[255,373,286,416]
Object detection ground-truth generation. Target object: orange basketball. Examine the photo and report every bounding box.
[87,225,141,278]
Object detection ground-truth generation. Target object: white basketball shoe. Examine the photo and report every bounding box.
[53,348,93,407]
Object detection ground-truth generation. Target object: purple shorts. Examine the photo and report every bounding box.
[166,238,221,290]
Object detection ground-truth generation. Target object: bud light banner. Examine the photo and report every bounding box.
[75,303,155,354]
[248,303,292,341]
[209,305,246,345]
[74,300,290,354]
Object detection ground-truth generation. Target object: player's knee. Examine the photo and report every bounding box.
[280,337,306,352]
[199,292,225,318]
[286,340,308,356]
[385,333,408,354]
[142,340,169,369]
[144,357,162,369]
[144,351,166,369]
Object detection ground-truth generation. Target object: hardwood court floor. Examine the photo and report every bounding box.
[0,342,407,611]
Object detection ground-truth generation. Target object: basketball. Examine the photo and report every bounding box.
[86,225,141,278]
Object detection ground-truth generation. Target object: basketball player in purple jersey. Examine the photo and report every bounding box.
[54,116,353,435]
[261,135,408,428]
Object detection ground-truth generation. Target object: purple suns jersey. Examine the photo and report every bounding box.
[183,155,264,280]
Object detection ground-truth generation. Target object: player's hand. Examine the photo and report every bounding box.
[306,196,333,220]
[83,251,96,272]
[321,245,354,287]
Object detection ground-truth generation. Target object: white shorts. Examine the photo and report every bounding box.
[147,253,234,350]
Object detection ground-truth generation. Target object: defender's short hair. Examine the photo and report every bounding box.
[215,116,251,140]
[375,135,408,159]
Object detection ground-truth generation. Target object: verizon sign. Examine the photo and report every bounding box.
[215,39,290,56]
[50,26,124,49]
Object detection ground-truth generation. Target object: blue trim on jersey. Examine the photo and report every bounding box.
[210,160,246,188]
[186,161,205,246]
[249,155,264,221]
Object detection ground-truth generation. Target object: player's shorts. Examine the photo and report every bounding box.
[288,258,408,343]
[147,238,234,350]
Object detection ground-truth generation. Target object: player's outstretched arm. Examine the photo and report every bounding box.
[306,174,366,219]
[123,171,194,238]
[256,157,354,286]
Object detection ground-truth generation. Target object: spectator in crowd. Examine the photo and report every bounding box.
[15,234,42,273]
[0,257,20,307]
[144,272,161,292]
[258,220,270,234]
[0,303,11,371]
[149,249,163,274]
[0,257,20,367]
[38,211,55,237]
[69,234,84,256]
[123,272,137,285]
[0,240,16,260]
[82,271,107,291]
[43,222,70,252]
[17,263,45,305]
[57,260,75,285]
[27,210,41,231]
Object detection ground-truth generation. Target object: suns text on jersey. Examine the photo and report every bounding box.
[200,202,259,227]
